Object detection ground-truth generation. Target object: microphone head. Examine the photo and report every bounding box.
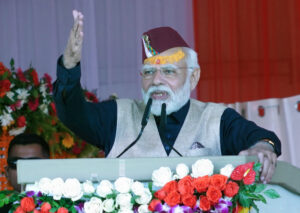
[141,98,152,127]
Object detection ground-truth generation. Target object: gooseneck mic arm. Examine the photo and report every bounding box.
[116,98,153,158]
[160,103,182,157]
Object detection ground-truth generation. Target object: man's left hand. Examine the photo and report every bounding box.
[238,142,277,184]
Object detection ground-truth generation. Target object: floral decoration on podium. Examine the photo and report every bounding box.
[0,159,279,213]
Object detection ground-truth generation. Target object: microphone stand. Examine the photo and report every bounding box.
[116,98,152,158]
[160,103,182,157]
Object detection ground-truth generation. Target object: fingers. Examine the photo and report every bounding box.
[72,10,84,38]
[238,148,277,184]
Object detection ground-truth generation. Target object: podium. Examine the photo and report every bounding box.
[17,156,300,212]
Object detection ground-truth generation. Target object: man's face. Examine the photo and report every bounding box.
[5,144,46,192]
[141,48,192,115]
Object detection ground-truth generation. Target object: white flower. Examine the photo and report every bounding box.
[220,164,235,177]
[138,204,151,213]
[84,197,103,213]
[114,177,133,193]
[38,177,52,195]
[83,180,95,194]
[96,180,113,198]
[16,88,29,100]
[116,193,133,209]
[0,112,13,126]
[5,106,12,114]
[63,178,83,201]
[152,167,173,187]
[5,91,14,101]
[176,163,189,179]
[131,181,145,195]
[39,103,48,114]
[25,182,39,192]
[191,159,214,178]
[9,126,26,136]
[102,198,115,212]
[39,83,47,97]
[49,178,64,200]
[118,208,134,213]
[135,188,152,205]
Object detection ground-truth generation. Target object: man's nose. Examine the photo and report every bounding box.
[152,69,164,85]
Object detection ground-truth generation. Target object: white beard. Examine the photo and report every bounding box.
[142,77,191,116]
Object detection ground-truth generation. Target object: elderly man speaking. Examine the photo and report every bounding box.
[53,10,281,184]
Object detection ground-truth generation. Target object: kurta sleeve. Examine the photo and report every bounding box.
[220,108,281,156]
[53,56,117,155]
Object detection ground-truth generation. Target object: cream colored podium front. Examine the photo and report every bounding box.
[17,156,300,212]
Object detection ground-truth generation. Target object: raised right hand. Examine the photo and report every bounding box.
[63,10,84,69]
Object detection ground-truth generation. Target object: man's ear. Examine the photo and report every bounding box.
[190,68,200,91]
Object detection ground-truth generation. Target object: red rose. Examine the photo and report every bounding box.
[0,79,11,97]
[210,174,228,191]
[34,210,41,213]
[28,98,39,111]
[57,207,68,213]
[154,188,167,200]
[181,193,197,208]
[14,206,25,213]
[30,69,39,86]
[224,181,239,197]
[17,68,27,82]
[20,197,35,212]
[193,175,210,193]
[17,116,26,127]
[206,186,222,204]
[43,73,53,92]
[178,175,194,195]
[85,91,99,103]
[162,180,178,193]
[41,202,51,213]
[148,199,161,212]
[199,195,211,211]
[0,62,10,75]
[50,102,56,116]
[72,144,82,155]
[164,190,181,207]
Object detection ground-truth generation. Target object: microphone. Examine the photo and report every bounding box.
[116,98,152,158]
[160,103,183,157]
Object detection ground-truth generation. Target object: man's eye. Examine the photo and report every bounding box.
[163,68,176,75]
[143,69,155,75]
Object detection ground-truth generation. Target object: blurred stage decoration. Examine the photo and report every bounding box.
[0,60,104,190]
[0,159,279,213]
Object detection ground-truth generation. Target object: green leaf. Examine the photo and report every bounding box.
[253,162,262,173]
[251,202,259,213]
[263,189,280,199]
[254,184,266,193]
[10,58,15,70]
[0,200,4,207]
[239,192,251,207]
[257,194,267,204]
[50,207,58,212]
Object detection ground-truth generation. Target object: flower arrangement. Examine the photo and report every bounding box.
[0,59,102,158]
[0,159,279,213]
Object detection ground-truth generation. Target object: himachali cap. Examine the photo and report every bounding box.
[142,26,190,62]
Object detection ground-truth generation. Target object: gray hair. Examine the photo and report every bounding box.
[182,47,200,72]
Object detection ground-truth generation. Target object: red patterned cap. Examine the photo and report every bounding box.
[142,26,190,62]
